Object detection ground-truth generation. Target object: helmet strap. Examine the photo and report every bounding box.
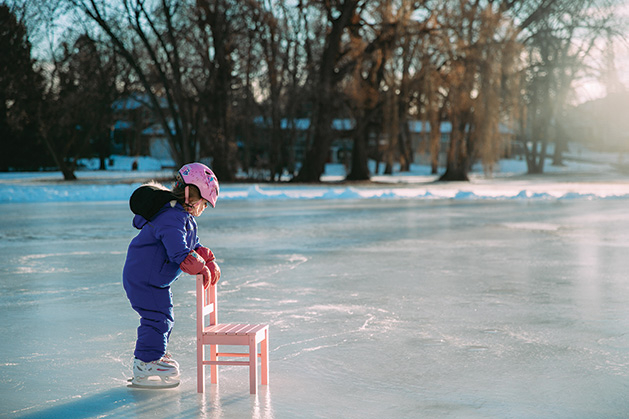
[184,185,189,205]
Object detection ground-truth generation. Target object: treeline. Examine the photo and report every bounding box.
[0,0,621,181]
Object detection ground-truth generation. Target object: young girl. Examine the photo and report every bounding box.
[123,162,221,388]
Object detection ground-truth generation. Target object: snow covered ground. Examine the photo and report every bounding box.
[3,154,629,418]
[3,151,629,204]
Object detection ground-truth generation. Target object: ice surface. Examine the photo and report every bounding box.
[3,161,629,417]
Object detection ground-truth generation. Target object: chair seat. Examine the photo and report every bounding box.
[203,323,268,336]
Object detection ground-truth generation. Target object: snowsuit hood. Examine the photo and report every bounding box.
[132,214,149,229]
[129,183,178,225]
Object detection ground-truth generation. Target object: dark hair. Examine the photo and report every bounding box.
[172,172,201,206]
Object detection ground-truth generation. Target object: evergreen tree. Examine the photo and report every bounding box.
[0,5,49,171]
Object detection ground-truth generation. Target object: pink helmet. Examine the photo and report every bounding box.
[178,162,219,208]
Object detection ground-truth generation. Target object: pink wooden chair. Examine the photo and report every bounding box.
[196,274,269,394]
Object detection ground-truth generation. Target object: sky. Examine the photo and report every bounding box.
[572,1,629,103]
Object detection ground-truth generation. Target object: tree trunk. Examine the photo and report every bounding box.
[439,166,469,181]
[42,136,77,180]
[293,0,358,183]
[428,119,441,175]
[552,133,566,167]
[294,103,333,182]
[346,119,370,181]
[439,117,470,181]
[397,123,412,172]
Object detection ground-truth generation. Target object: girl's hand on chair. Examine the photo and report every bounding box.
[207,260,221,286]
[180,250,205,273]
[181,250,211,288]
[182,249,219,288]
[195,246,216,263]
[200,265,211,289]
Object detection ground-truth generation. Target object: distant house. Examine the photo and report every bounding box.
[407,121,452,165]
[251,117,355,165]
[114,102,516,170]
[253,117,515,168]
[140,121,176,161]
[408,121,517,165]
[111,94,171,160]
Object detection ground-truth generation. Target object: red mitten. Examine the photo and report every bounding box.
[200,265,211,289]
[180,251,205,275]
[207,260,221,285]
[195,246,216,262]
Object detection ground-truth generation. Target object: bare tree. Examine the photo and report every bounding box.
[344,1,405,181]
[65,0,237,178]
[516,0,612,174]
[193,0,241,180]
[36,33,119,180]
[427,1,522,181]
[293,0,362,183]
[239,0,296,181]
[380,2,440,175]
[422,56,445,175]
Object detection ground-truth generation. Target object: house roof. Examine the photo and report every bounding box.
[407,121,453,133]
[113,120,132,130]
[253,117,355,131]
[253,118,513,134]
[141,120,175,136]
[112,94,168,111]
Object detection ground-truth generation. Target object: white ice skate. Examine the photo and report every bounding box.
[161,352,179,370]
[128,357,180,389]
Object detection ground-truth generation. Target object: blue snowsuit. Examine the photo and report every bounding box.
[123,199,200,362]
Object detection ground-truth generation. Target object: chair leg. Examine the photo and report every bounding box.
[210,344,218,385]
[249,336,257,394]
[261,329,269,386]
[197,341,205,393]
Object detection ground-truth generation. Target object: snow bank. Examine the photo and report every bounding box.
[2,154,629,203]
[3,179,629,204]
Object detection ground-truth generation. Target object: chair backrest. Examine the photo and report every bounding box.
[196,274,217,336]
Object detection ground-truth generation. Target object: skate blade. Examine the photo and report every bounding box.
[127,376,180,389]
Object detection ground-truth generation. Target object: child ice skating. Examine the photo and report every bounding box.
[123,163,221,388]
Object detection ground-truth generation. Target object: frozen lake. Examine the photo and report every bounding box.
[3,197,629,418]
